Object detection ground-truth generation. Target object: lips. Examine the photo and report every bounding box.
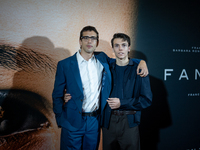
[87,45,92,48]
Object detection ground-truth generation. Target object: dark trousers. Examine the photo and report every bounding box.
[60,115,100,150]
[102,114,140,150]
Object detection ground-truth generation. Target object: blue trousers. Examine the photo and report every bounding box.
[60,115,100,150]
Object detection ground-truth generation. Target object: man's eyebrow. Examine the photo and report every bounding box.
[0,44,56,73]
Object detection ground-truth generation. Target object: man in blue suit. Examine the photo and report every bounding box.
[52,26,148,150]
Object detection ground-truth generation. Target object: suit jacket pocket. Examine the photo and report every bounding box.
[64,99,77,110]
[63,100,79,126]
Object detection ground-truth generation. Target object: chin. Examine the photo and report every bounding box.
[118,56,125,59]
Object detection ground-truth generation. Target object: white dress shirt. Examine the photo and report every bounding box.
[76,50,103,112]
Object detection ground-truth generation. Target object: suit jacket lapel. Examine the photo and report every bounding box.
[70,53,83,94]
[95,53,111,112]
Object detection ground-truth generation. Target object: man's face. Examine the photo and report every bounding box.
[79,31,98,55]
[112,38,130,60]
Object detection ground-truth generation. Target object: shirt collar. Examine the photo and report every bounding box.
[76,49,96,65]
[111,58,135,70]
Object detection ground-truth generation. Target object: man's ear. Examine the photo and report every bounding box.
[79,40,82,48]
[128,46,131,52]
[96,40,99,47]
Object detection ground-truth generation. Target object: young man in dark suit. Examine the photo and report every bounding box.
[102,33,152,150]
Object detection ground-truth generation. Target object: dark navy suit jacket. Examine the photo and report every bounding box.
[101,59,152,129]
[52,52,112,131]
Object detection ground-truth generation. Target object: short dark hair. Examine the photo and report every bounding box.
[80,26,99,42]
[111,33,131,48]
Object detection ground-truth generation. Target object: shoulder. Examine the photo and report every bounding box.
[94,51,107,56]
[129,58,139,67]
[57,53,76,65]
[130,58,141,65]
[94,51,109,62]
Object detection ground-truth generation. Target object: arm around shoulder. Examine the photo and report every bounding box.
[137,60,149,77]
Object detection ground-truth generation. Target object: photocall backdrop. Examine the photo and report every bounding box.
[0,0,199,150]
[134,0,200,150]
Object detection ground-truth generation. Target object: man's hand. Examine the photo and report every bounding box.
[137,60,149,77]
[107,98,121,109]
[64,93,71,103]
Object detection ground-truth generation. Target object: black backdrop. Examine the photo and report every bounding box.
[134,0,200,150]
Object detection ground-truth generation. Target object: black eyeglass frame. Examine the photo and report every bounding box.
[81,36,98,41]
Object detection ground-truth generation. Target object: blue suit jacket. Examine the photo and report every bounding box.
[52,52,112,131]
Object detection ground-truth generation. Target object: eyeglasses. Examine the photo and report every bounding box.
[81,36,98,42]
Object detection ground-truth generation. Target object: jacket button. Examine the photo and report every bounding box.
[79,111,81,114]
[81,99,83,102]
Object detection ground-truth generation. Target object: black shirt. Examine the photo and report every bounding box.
[110,64,128,100]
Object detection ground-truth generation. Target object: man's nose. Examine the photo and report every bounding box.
[88,38,92,43]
